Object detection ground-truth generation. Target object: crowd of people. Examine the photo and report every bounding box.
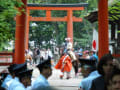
[0,37,120,90]
[25,48,54,66]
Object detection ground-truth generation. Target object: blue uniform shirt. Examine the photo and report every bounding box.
[1,74,12,89]
[8,78,25,90]
[32,74,49,90]
[79,70,100,90]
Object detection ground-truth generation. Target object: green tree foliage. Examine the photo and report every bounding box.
[0,0,23,51]
[74,19,93,48]
[86,0,98,12]
[29,22,53,47]
[109,0,120,21]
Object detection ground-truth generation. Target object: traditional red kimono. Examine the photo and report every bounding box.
[55,54,72,72]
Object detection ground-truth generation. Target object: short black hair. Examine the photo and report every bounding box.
[37,56,51,72]
[79,58,97,72]
[17,69,33,82]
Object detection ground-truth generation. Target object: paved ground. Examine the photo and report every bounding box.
[32,65,83,90]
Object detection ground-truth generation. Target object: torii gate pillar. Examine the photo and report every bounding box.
[98,0,109,59]
[67,10,73,43]
[14,0,27,64]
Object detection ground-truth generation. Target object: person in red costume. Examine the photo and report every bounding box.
[55,53,72,79]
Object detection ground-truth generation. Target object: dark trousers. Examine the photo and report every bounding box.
[72,61,78,74]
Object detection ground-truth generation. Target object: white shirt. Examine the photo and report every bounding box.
[67,42,72,50]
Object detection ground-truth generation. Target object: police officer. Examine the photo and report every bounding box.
[8,62,33,90]
[0,70,9,90]
[12,69,33,90]
[78,58,100,90]
[32,56,52,90]
[1,64,17,89]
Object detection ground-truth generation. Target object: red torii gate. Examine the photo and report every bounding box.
[14,0,109,64]
[25,3,88,49]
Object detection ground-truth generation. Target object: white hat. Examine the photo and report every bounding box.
[65,37,71,41]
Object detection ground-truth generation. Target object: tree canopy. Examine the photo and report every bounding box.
[109,0,120,22]
[0,0,23,50]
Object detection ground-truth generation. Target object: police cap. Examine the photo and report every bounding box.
[16,69,33,78]
[79,58,97,67]
[12,62,27,75]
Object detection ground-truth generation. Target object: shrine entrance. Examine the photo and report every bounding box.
[14,0,109,64]
[25,3,88,49]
